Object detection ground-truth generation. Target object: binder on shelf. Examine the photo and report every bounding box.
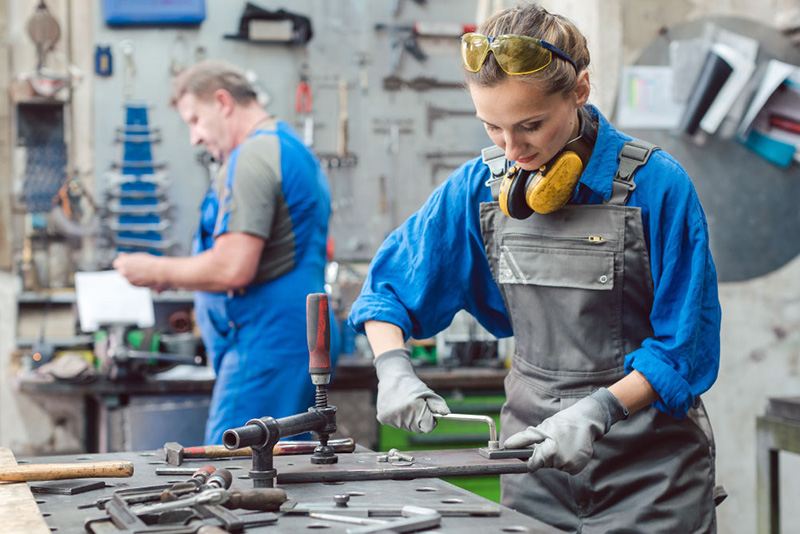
[737,59,800,167]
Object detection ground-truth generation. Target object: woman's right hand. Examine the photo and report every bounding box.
[373,348,451,433]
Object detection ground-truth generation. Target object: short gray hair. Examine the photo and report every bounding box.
[170,60,258,107]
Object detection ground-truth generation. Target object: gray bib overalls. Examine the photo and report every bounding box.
[479,141,719,533]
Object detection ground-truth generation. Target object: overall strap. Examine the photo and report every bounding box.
[481,145,507,201]
[609,139,659,206]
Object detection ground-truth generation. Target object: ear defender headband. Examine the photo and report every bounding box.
[499,107,597,218]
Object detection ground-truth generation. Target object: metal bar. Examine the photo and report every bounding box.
[433,413,499,449]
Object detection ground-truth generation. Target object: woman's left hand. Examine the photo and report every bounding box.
[503,388,628,474]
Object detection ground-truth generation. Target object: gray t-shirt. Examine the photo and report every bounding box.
[215,124,297,285]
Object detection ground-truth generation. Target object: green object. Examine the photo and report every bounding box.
[125,329,161,352]
[410,344,437,364]
[378,394,504,503]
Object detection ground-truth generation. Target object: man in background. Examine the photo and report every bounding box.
[114,60,337,443]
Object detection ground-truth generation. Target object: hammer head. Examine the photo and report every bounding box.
[164,442,184,466]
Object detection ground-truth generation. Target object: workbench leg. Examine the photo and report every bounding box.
[757,417,780,534]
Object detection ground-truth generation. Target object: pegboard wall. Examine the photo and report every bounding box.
[92,0,495,261]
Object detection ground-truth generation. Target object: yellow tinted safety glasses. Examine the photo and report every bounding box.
[461,32,578,75]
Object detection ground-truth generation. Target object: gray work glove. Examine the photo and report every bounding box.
[503,387,628,475]
[374,348,451,433]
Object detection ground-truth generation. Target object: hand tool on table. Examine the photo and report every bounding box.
[163,437,355,465]
[0,460,133,482]
[78,466,223,510]
[135,487,287,515]
[222,293,338,487]
[308,505,441,533]
[85,484,285,533]
[283,494,499,517]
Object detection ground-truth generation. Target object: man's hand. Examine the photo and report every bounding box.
[503,388,628,475]
[113,253,169,290]
[373,348,451,433]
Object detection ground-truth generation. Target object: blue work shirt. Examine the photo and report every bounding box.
[349,105,721,419]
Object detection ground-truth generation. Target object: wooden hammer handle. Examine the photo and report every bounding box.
[0,460,134,482]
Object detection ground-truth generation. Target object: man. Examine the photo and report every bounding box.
[114,60,336,444]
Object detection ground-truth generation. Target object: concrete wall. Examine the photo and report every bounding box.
[2,1,800,532]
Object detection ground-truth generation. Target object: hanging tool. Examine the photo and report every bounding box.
[119,39,135,100]
[336,77,349,157]
[163,438,355,466]
[375,21,477,74]
[383,75,464,91]
[295,65,314,147]
[426,103,476,135]
[27,0,61,72]
[0,460,133,482]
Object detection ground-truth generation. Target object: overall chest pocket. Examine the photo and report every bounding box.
[496,232,625,377]
[498,234,617,290]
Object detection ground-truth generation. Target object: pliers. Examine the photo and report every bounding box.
[296,74,312,114]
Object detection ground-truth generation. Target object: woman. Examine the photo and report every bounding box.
[349,3,722,532]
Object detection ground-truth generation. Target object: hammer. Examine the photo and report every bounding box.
[164,438,355,466]
[0,460,133,482]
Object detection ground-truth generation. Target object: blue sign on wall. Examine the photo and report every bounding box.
[103,0,206,26]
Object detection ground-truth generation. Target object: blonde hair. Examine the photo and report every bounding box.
[170,60,258,107]
[466,2,589,95]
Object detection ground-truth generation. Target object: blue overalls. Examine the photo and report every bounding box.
[193,123,337,445]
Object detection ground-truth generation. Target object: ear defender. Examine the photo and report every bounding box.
[497,107,597,219]
[525,151,584,214]
[498,152,584,218]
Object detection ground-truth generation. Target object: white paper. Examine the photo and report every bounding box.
[616,66,686,129]
[75,271,155,332]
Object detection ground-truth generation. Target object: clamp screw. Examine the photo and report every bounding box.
[333,494,350,507]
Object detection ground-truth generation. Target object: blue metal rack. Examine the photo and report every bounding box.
[102,101,174,257]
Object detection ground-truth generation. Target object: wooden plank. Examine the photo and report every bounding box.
[0,447,50,534]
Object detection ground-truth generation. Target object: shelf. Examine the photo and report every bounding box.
[17,290,194,304]
[16,335,94,347]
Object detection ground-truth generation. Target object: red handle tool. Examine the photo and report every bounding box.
[307,293,331,386]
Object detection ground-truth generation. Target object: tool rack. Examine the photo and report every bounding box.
[20,449,561,533]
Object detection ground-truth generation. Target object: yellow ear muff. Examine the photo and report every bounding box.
[498,165,534,219]
[525,151,584,214]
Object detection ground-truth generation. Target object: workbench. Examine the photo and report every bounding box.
[14,447,562,534]
[757,396,800,534]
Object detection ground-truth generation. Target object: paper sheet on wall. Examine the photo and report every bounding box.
[75,270,155,332]
[615,66,686,129]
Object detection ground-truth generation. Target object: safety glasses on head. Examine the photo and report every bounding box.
[461,32,578,75]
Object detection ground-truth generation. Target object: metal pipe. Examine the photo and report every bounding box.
[433,413,500,450]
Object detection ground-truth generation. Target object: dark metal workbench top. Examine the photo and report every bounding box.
[19,449,560,534]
